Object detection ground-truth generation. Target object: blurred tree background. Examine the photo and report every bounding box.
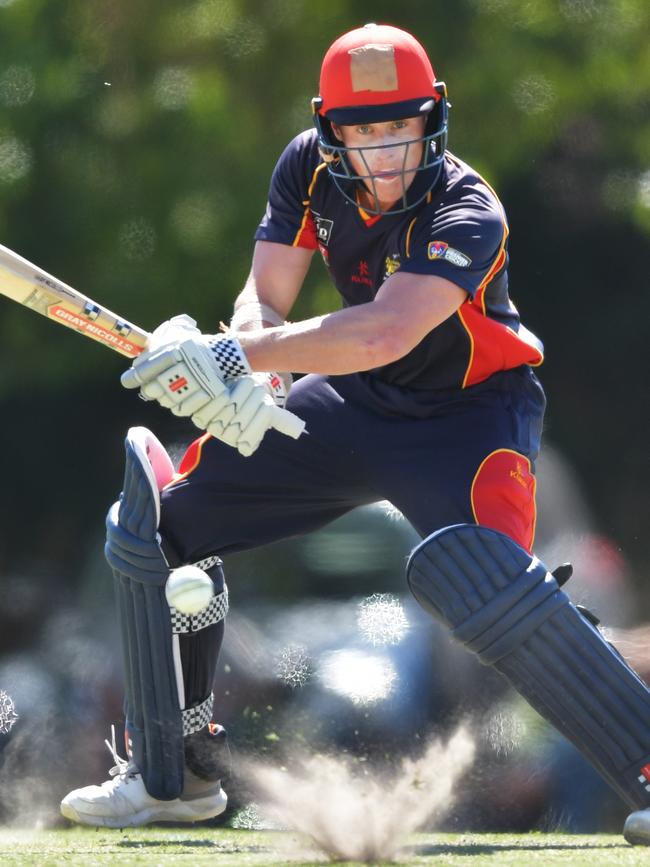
[0,0,648,594]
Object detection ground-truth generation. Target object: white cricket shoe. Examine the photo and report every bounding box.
[60,727,227,828]
[624,808,650,846]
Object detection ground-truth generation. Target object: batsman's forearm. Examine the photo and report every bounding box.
[236,304,405,375]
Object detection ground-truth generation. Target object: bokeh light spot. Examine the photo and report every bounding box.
[317,649,397,705]
[357,593,409,647]
[559,0,600,22]
[602,169,637,212]
[223,19,265,58]
[0,65,35,107]
[118,217,156,261]
[0,690,18,734]
[153,67,194,110]
[275,643,311,689]
[190,0,236,38]
[512,75,555,114]
[170,193,220,252]
[484,706,527,757]
[637,169,650,210]
[0,134,32,182]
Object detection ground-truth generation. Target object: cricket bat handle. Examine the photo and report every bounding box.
[0,243,305,440]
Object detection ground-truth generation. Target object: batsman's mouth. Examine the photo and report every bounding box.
[367,166,418,181]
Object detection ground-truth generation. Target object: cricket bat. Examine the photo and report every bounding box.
[0,243,304,439]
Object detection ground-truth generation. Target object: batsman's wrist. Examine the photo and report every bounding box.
[230,301,285,331]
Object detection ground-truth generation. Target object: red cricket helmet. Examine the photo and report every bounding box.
[311,23,449,214]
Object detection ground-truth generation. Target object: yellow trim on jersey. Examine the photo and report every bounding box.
[292,162,327,247]
[405,216,418,257]
[446,151,509,316]
[469,448,538,548]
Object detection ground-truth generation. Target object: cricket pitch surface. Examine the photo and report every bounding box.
[0,828,647,866]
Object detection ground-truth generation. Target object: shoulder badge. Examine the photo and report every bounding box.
[427,240,472,268]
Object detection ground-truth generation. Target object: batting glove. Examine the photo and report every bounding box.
[121,315,304,455]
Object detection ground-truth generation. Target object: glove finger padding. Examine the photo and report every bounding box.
[199,378,260,445]
[228,379,265,429]
[121,347,183,389]
[236,401,275,456]
[192,395,236,431]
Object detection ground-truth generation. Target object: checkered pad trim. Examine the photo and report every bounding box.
[182,693,213,736]
[207,336,250,381]
[170,586,229,634]
[193,555,222,572]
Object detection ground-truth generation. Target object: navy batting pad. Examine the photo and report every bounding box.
[407,524,650,809]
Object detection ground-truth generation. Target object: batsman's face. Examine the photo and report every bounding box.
[332,115,426,211]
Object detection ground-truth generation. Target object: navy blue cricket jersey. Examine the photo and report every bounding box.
[255,129,544,391]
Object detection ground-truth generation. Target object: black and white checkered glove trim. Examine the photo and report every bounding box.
[206,336,252,382]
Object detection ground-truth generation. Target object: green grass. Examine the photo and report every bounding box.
[0,828,647,866]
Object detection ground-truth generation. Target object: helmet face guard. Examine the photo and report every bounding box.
[313,24,450,215]
[312,84,448,215]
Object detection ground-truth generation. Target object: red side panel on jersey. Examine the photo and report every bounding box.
[292,210,319,249]
[458,303,544,388]
[292,161,328,249]
[164,433,212,488]
[471,449,537,552]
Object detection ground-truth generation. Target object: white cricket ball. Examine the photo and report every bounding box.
[165,565,214,615]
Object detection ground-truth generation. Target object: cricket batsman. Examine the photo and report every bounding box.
[61,24,650,845]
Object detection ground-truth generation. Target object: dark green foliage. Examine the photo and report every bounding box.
[0,1,648,581]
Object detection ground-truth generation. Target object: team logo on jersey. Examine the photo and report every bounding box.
[427,240,472,268]
[314,215,334,246]
[351,259,372,287]
[384,254,401,280]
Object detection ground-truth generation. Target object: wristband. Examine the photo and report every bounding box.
[230,302,285,331]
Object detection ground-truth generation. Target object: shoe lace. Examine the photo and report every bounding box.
[104,725,139,783]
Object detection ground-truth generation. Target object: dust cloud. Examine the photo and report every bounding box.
[245,725,475,863]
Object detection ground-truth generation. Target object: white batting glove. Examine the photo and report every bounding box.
[195,371,293,457]
[121,315,305,455]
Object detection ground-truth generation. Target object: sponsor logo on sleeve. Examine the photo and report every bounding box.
[427,240,472,268]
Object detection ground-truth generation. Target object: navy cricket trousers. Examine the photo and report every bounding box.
[159,366,546,562]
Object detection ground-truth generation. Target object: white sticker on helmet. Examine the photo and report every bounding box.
[349,44,398,92]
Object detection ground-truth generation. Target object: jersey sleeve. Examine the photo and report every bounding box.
[254,130,320,249]
[399,185,508,299]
